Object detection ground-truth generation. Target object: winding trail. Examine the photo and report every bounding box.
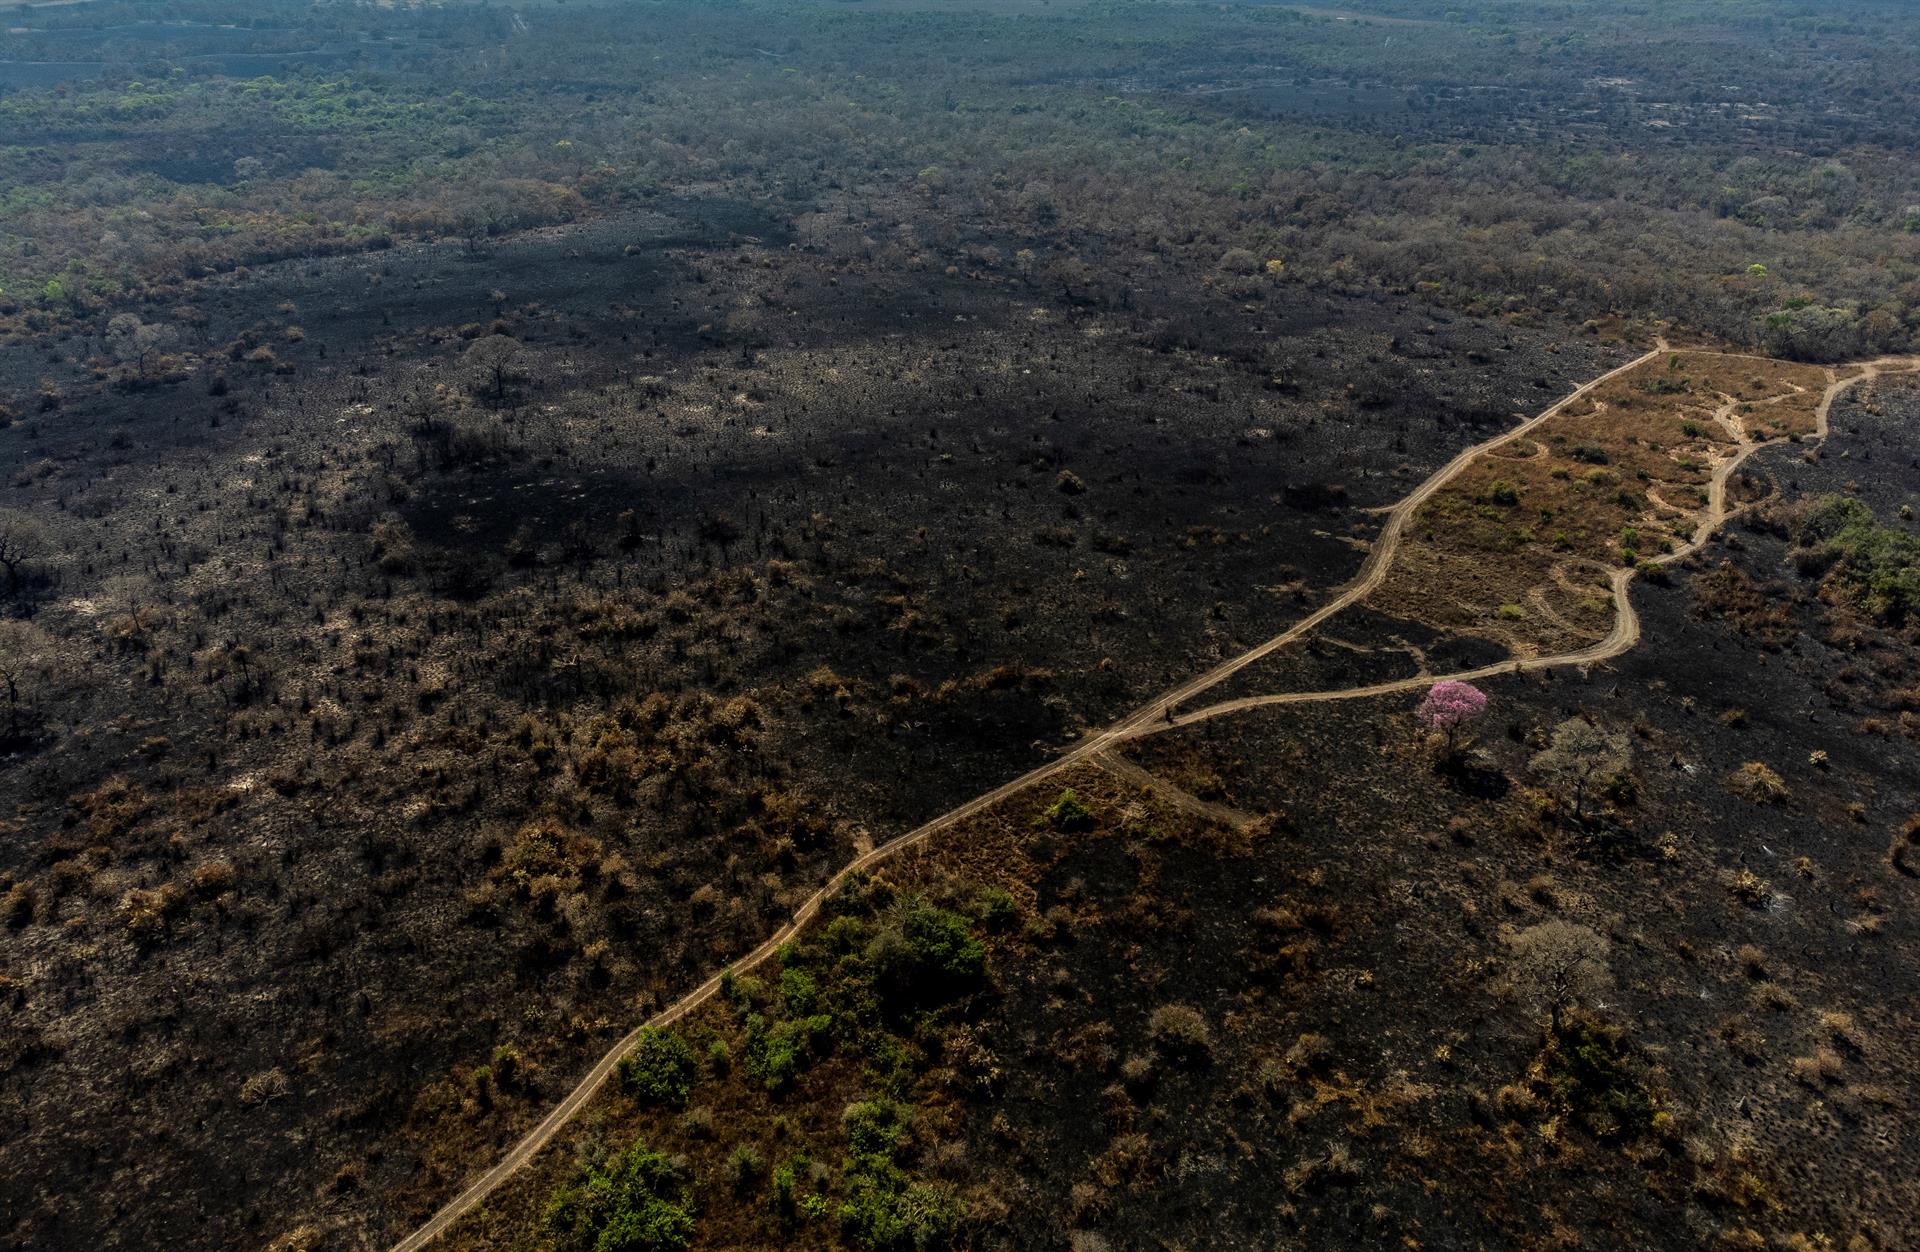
[1135,355,1918,738]
[384,343,1916,1252]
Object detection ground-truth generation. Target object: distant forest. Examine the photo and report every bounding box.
[1,0,1918,360]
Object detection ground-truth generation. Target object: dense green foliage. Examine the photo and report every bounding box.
[1796,497,1920,623]
[543,1139,695,1252]
[616,1028,697,1107]
[837,1100,961,1250]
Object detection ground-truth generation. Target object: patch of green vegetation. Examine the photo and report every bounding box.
[721,888,986,1094]
[1540,1018,1656,1142]
[867,896,987,1014]
[616,1028,696,1107]
[543,1139,694,1252]
[837,1099,962,1250]
[542,878,996,1245]
[1036,787,1096,831]
[744,1010,835,1093]
[1795,496,1920,623]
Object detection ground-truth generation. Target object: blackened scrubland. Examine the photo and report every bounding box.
[3,3,1920,1251]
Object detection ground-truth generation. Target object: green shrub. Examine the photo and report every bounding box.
[780,966,820,1015]
[721,972,767,1012]
[616,1028,696,1107]
[824,914,870,953]
[745,1012,834,1092]
[866,897,985,1012]
[1036,788,1095,831]
[825,869,895,919]
[974,886,1019,931]
[543,1139,693,1252]
[836,1099,961,1249]
[770,1160,798,1226]
[1486,479,1521,507]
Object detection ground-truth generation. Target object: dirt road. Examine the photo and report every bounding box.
[384,344,1917,1252]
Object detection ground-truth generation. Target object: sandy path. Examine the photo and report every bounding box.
[385,345,1920,1252]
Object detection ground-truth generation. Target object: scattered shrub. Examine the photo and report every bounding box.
[1725,761,1789,805]
[725,1145,764,1193]
[1147,1004,1212,1060]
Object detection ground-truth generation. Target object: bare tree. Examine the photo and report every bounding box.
[0,619,55,746]
[1530,718,1630,821]
[105,313,176,381]
[0,510,48,596]
[1507,920,1612,1034]
[462,335,529,404]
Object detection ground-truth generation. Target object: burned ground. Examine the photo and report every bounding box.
[0,181,1627,1252]
[4,2,1919,1250]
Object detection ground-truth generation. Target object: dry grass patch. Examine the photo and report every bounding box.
[1369,351,1829,654]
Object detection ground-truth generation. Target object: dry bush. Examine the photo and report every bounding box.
[1790,1047,1844,1088]
[1725,761,1790,805]
[1282,1032,1333,1074]
[1146,1004,1212,1060]
[1818,1010,1868,1057]
[1493,1082,1543,1122]
[1724,869,1774,909]
[240,1067,292,1105]
[1889,814,1920,876]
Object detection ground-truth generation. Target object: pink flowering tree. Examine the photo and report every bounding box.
[1417,679,1488,754]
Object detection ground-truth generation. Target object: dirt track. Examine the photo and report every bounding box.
[384,344,1917,1252]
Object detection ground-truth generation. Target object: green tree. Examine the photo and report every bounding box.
[616,1028,696,1107]
[543,1139,693,1252]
